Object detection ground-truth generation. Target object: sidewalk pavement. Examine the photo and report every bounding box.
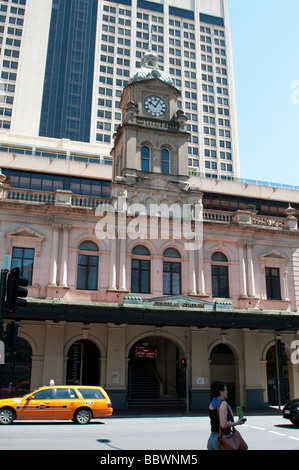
[112,406,283,418]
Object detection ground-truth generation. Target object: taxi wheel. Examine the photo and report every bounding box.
[0,407,15,425]
[74,408,92,424]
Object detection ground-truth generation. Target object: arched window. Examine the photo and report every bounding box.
[161,148,170,174]
[212,252,228,262]
[163,248,181,295]
[131,245,151,293]
[77,241,99,290]
[211,251,229,298]
[141,145,150,172]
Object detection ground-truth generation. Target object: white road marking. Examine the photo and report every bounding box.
[268,431,286,436]
[246,423,299,443]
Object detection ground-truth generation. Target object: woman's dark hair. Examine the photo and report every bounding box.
[210,381,226,399]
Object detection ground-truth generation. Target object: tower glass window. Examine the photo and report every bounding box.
[141,145,150,171]
[161,148,170,174]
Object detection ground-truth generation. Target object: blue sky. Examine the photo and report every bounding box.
[227,0,299,186]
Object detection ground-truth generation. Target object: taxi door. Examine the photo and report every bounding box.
[20,388,54,420]
[50,388,79,419]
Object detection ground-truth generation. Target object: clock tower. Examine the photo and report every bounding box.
[111,49,190,184]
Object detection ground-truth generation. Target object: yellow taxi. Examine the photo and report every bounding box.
[0,385,113,425]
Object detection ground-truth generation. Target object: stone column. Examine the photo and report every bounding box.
[238,242,247,298]
[282,265,289,301]
[246,243,256,297]
[118,238,127,290]
[42,321,66,385]
[108,238,117,290]
[197,245,206,295]
[48,224,61,286]
[59,225,71,287]
[189,249,197,295]
[106,323,127,409]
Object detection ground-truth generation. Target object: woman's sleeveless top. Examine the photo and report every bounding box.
[209,398,232,434]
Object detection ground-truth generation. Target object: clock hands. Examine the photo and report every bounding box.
[144,96,166,117]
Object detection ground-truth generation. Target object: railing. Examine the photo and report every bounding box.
[203,209,233,223]
[3,188,110,209]
[6,188,55,205]
[1,188,292,228]
[0,144,113,166]
[71,195,111,210]
[203,209,289,229]
[188,170,299,191]
[252,215,287,229]
[135,116,180,131]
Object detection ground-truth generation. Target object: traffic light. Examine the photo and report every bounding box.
[0,340,4,364]
[180,358,187,369]
[5,267,28,313]
[277,340,286,356]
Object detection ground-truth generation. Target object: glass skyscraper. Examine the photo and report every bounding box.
[39,0,98,142]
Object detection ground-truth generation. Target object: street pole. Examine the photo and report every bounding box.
[185,330,189,413]
[0,255,10,340]
[275,334,281,410]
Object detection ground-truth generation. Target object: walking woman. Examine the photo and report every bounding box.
[207,381,246,450]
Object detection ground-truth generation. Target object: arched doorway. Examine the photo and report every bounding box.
[210,344,236,405]
[66,340,100,385]
[266,342,290,405]
[128,336,185,404]
[0,333,32,398]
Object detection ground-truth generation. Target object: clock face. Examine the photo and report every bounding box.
[144,95,167,117]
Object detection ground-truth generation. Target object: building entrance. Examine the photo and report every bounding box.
[266,343,290,406]
[128,336,185,407]
[0,334,32,399]
[210,344,236,405]
[66,340,99,385]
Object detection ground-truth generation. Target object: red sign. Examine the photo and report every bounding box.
[135,346,158,359]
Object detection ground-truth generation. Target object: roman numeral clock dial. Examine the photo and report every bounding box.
[144,95,167,117]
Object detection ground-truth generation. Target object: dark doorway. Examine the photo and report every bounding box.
[0,336,32,398]
[266,344,289,406]
[128,336,185,401]
[66,340,99,385]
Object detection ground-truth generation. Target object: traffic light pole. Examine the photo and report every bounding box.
[0,255,9,341]
[185,330,189,413]
[0,255,10,341]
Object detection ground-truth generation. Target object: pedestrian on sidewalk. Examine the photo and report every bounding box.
[207,380,246,450]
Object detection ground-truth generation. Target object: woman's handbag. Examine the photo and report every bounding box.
[217,401,248,450]
[217,427,248,450]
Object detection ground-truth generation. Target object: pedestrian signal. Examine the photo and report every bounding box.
[180,358,187,369]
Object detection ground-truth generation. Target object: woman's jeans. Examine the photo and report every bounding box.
[207,433,220,450]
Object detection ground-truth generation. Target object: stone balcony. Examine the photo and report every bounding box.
[0,181,297,231]
[201,207,297,230]
[0,185,110,211]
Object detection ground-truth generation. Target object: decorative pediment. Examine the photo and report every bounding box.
[258,249,288,263]
[5,227,45,256]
